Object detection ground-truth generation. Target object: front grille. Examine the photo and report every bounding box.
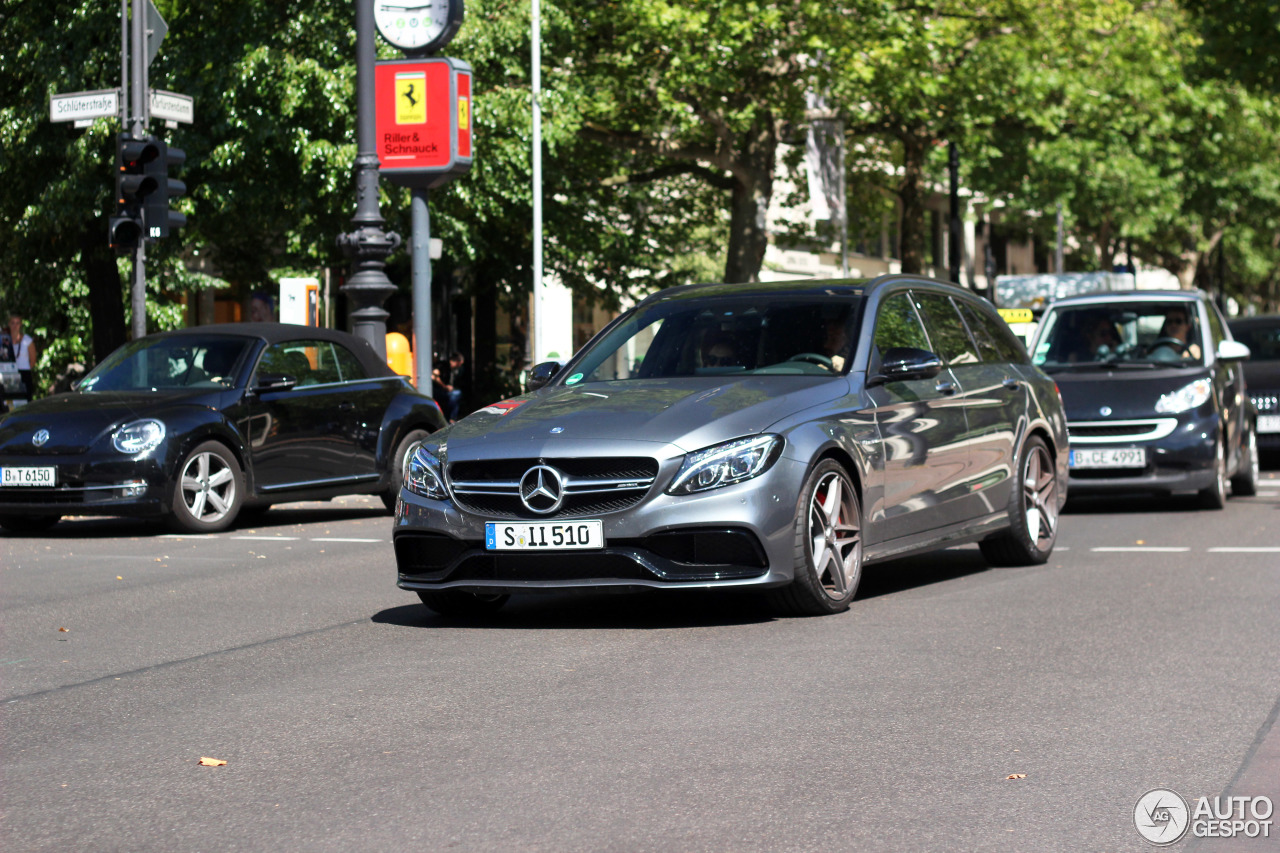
[448,456,659,520]
[1068,419,1177,444]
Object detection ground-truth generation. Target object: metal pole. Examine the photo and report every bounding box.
[337,0,400,360]
[530,0,543,365]
[120,0,129,126]
[838,125,849,278]
[411,188,434,389]
[948,142,962,286]
[1055,202,1065,274]
[130,0,148,338]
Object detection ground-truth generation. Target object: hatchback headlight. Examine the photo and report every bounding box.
[405,444,448,500]
[1155,378,1213,414]
[112,419,166,454]
[668,435,782,495]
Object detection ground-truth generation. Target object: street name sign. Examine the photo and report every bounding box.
[50,89,119,124]
[149,90,194,124]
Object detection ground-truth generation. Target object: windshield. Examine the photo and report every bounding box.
[79,336,253,392]
[1032,302,1204,370]
[561,294,863,384]
[1231,324,1280,361]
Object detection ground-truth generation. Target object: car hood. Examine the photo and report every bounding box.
[0,390,225,455]
[438,376,848,459]
[1052,367,1212,421]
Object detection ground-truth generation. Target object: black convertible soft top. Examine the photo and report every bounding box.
[149,322,397,378]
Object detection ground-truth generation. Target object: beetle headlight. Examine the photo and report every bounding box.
[1155,378,1213,414]
[112,419,166,454]
[405,444,448,500]
[668,435,782,495]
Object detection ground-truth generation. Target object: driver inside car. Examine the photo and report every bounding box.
[1152,307,1201,361]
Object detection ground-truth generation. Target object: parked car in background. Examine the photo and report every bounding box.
[1029,290,1257,507]
[0,324,445,534]
[394,275,1069,618]
[1227,314,1280,452]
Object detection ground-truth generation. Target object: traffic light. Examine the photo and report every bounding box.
[142,139,187,239]
[110,134,160,250]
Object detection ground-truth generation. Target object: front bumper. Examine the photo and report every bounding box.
[1065,411,1220,495]
[0,453,171,518]
[394,452,808,593]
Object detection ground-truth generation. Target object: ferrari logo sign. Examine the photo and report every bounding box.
[375,57,473,189]
[395,71,426,125]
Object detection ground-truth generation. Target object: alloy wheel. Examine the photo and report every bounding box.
[180,450,237,524]
[808,471,862,600]
[1023,443,1058,549]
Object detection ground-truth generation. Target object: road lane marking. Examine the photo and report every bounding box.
[311,538,384,543]
[231,536,300,541]
[1091,547,1190,552]
[1207,547,1280,553]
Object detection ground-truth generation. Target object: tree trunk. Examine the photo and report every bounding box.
[723,120,778,284]
[898,137,927,275]
[80,223,127,365]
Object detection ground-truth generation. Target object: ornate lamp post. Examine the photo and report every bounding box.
[337,0,400,359]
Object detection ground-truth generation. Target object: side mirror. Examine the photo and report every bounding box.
[1217,340,1251,362]
[252,372,299,392]
[527,360,563,391]
[868,347,944,386]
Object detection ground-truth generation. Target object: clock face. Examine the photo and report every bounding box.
[374,1,460,52]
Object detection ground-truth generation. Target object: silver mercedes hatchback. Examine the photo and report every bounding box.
[394,276,1069,617]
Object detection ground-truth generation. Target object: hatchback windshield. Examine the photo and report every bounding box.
[563,295,863,384]
[1033,302,1204,370]
[79,337,252,392]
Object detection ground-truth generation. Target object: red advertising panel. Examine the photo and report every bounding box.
[374,57,474,189]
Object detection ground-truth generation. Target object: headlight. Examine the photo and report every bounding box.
[668,435,782,495]
[1155,378,1213,414]
[112,419,166,454]
[405,444,448,499]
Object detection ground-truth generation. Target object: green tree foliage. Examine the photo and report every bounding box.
[4,0,1280,400]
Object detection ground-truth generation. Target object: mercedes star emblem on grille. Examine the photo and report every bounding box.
[32,429,50,447]
[519,465,565,514]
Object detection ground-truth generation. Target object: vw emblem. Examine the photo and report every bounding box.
[519,465,565,514]
[550,427,564,434]
[1099,406,1112,417]
[32,429,50,447]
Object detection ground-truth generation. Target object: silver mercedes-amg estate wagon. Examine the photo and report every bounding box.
[394,275,1068,617]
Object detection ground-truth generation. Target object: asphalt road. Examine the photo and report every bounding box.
[3,471,1280,852]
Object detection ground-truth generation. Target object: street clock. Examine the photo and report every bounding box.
[374,0,464,54]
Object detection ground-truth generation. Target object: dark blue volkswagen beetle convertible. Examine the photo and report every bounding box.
[0,323,445,534]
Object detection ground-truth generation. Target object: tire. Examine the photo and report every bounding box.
[1198,436,1227,509]
[768,459,863,616]
[417,589,510,616]
[0,514,61,534]
[1230,425,1259,497]
[168,440,244,533]
[980,435,1060,567]
[382,428,429,513]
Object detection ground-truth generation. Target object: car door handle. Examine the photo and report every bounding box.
[935,380,958,396]
[1002,377,1021,391]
